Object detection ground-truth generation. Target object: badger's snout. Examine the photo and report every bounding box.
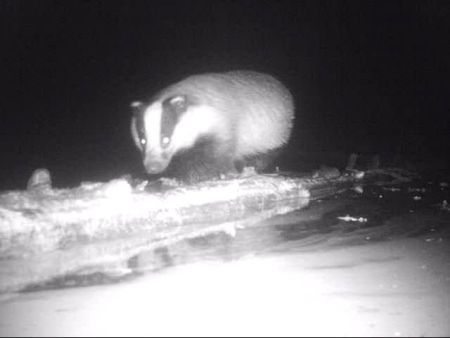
[144,162,166,174]
[143,152,171,174]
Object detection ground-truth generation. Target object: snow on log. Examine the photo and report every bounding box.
[0,167,414,293]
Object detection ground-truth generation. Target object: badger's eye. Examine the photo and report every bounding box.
[161,136,170,147]
[140,138,147,146]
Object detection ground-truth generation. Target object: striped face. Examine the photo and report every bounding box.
[131,94,223,175]
[131,95,191,174]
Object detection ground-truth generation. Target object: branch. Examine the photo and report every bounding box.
[0,166,414,293]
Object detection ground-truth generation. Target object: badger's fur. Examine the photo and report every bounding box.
[131,70,294,183]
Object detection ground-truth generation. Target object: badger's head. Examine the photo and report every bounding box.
[131,95,221,174]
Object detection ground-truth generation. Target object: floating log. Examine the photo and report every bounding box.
[0,167,414,293]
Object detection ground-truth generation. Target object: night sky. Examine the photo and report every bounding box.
[1,0,449,189]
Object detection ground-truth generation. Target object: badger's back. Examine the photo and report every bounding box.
[157,70,294,158]
[224,71,294,157]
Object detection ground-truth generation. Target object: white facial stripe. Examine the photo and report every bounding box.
[143,102,162,152]
[171,105,224,151]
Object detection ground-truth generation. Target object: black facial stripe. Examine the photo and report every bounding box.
[131,102,147,151]
[135,115,146,147]
[160,95,189,148]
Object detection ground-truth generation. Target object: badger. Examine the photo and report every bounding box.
[131,70,294,183]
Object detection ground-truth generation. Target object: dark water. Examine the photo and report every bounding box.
[127,174,449,273]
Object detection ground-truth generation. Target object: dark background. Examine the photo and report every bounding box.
[1,0,449,189]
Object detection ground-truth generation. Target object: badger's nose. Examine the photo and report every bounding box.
[144,160,168,174]
[145,163,163,174]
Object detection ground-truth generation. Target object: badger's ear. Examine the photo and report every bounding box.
[166,95,188,115]
[130,101,144,117]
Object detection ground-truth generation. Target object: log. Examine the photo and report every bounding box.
[0,167,414,293]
